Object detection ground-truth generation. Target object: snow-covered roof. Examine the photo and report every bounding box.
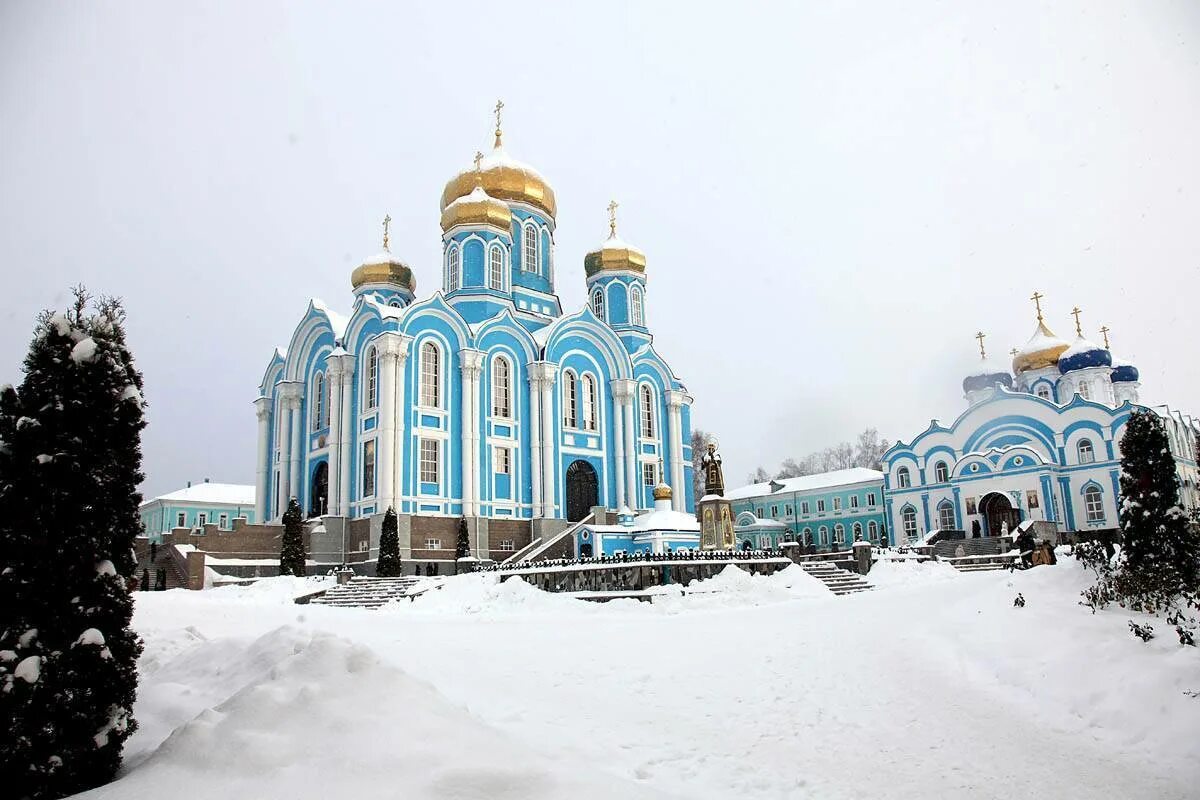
[144,483,255,507]
[964,356,1010,379]
[629,506,700,533]
[310,298,349,338]
[1016,324,1068,357]
[725,467,884,501]
[446,185,504,209]
[1061,336,1104,360]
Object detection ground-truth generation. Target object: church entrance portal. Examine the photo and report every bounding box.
[565,460,599,522]
[979,491,1020,537]
[309,462,328,518]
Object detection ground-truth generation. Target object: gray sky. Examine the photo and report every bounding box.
[3,1,1199,497]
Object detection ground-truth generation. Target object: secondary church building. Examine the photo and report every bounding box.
[253,112,694,561]
[883,298,1199,543]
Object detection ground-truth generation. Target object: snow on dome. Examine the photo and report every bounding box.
[440,144,556,218]
[1012,320,1069,373]
[962,355,1013,394]
[1059,336,1112,373]
[1111,355,1140,383]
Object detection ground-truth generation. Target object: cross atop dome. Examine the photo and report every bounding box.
[1071,306,1084,336]
[1100,325,1111,349]
[493,99,504,148]
[975,331,987,359]
[1031,290,1045,321]
[381,214,391,251]
[608,199,619,238]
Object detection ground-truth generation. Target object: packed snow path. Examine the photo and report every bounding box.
[78,561,1199,799]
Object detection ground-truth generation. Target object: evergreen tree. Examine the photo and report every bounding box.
[376,506,401,577]
[279,498,306,577]
[0,290,146,798]
[455,517,470,566]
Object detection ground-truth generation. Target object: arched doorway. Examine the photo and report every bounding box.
[979,491,1020,537]
[309,462,329,518]
[565,460,599,522]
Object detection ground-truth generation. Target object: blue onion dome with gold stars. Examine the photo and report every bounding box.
[1058,308,1112,373]
[439,102,556,220]
[963,332,1013,393]
[1012,293,1069,374]
[584,202,646,277]
[1102,327,1139,383]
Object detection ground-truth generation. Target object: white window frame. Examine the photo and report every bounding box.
[639,383,655,438]
[902,507,918,540]
[562,370,578,428]
[833,497,842,512]
[853,522,863,541]
[801,501,810,515]
[867,492,877,506]
[581,373,597,432]
[1036,384,1051,400]
[420,341,441,409]
[176,512,186,528]
[1078,380,1091,400]
[938,502,956,532]
[934,461,949,483]
[362,439,376,497]
[420,438,440,484]
[498,538,515,551]
[642,462,656,486]
[492,356,511,418]
[523,223,539,273]
[364,347,378,411]
[897,467,911,488]
[219,513,229,530]
[425,537,441,550]
[868,520,878,540]
[488,244,505,291]
[817,499,826,513]
[493,446,511,475]
[1084,486,1105,523]
[312,372,325,431]
[591,288,606,321]
[630,285,644,326]
[850,495,859,509]
[446,244,460,292]
[197,513,207,529]
[834,524,845,544]
[1078,439,1095,465]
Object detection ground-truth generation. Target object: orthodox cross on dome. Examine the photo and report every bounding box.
[493,99,504,148]
[1100,325,1111,349]
[1070,306,1083,337]
[607,199,619,238]
[1010,348,1019,357]
[472,150,485,188]
[1030,290,1045,322]
[382,214,392,251]
[473,150,483,171]
[975,331,987,359]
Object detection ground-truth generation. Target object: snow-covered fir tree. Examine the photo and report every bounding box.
[0,290,146,798]
[455,517,470,559]
[279,498,306,577]
[376,506,401,577]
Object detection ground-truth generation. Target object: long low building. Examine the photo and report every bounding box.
[725,467,887,551]
[139,480,257,540]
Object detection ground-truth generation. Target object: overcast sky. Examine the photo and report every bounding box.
[2,1,1199,497]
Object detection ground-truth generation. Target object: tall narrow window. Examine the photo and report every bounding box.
[853,522,863,541]
[563,371,578,428]
[1077,439,1095,464]
[1078,380,1091,400]
[489,245,504,290]
[312,373,325,431]
[492,356,511,418]
[643,462,657,486]
[421,342,440,408]
[362,440,376,497]
[938,502,956,532]
[897,466,911,488]
[850,495,859,509]
[591,288,606,321]
[1084,486,1104,523]
[934,461,949,483]
[834,524,845,544]
[833,497,842,512]
[447,245,460,292]
[364,348,378,410]
[420,438,439,484]
[581,374,597,431]
[868,520,878,540]
[640,384,654,437]
[630,285,644,326]
[493,446,511,475]
[901,506,918,540]
[523,223,539,273]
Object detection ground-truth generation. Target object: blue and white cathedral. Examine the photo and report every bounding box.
[253,110,694,562]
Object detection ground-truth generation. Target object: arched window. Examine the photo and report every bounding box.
[818,526,828,546]
[640,384,655,438]
[562,371,578,428]
[1078,438,1095,464]
[1084,485,1105,523]
[802,527,813,544]
[852,522,863,542]
[312,372,325,431]
[630,285,644,326]
[834,524,845,544]
[934,461,949,483]
[420,341,440,408]
[591,288,606,321]
[868,520,878,541]
[1078,380,1091,400]
[523,223,539,273]
[897,466,911,488]
[581,374,597,431]
[938,501,956,532]
[901,506,918,541]
[492,356,511,418]
[1036,384,1051,401]
[488,245,504,291]
[446,245,460,293]
[364,347,378,411]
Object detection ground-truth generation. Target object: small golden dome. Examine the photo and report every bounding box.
[584,236,647,278]
[1012,319,1069,373]
[653,482,673,501]
[440,185,512,232]
[440,145,556,220]
[351,251,416,293]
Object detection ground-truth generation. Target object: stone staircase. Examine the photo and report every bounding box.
[133,538,187,590]
[800,561,873,595]
[309,576,437,609]
[944,554,1020,573]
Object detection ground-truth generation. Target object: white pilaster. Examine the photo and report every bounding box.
[528,368,543,517]
[275,392,291,515]
[392,340,410,515]
[610,379,627,510]
[254,396,272,522]
[459,349,484,516]
[376,334,404,513]
[533,362,558,518]
[288,388,302,511]
[666,390,687,512]
[339,355,356,516]
[612,379,637,509]
[326,358,343,516]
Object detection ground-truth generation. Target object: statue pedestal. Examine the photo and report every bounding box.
[698,495,735,551]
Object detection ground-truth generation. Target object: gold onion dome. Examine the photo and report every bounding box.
[584,201,646,277]
[1012,319,1069,373]
[440,184,512,232]
[440,144,556,219]
[351,250,416,293]
[653,482,673,501]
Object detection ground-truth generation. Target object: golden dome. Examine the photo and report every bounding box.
[440,185,512,232]
[351,251,416,293]
[653,482,673,501]
[584,236,647,278]
[1012,319,1069,373]
[440,144,556,220]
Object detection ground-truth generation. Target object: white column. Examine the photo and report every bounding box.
[610,380,627,510]
[393,342,410,515]
[288,388,302,510]
[538,363,558,518]
[339,356,356,516]
[377,336,401,513]
[276,390,292,515]
[666,390,688,512]
[254,396,272,522]
[326,359,343,516]
[467,351,483,517]
[528,369,543,517]
[459,350,483,517]
[613,379,638,509]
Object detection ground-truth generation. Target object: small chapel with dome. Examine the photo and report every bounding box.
[252,105,694,567]
[884,293,1198,544]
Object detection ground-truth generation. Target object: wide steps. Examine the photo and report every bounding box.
[310,576,433,609]
[800,562,873,595]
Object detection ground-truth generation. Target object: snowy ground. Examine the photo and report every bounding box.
[77,558,1200,799]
